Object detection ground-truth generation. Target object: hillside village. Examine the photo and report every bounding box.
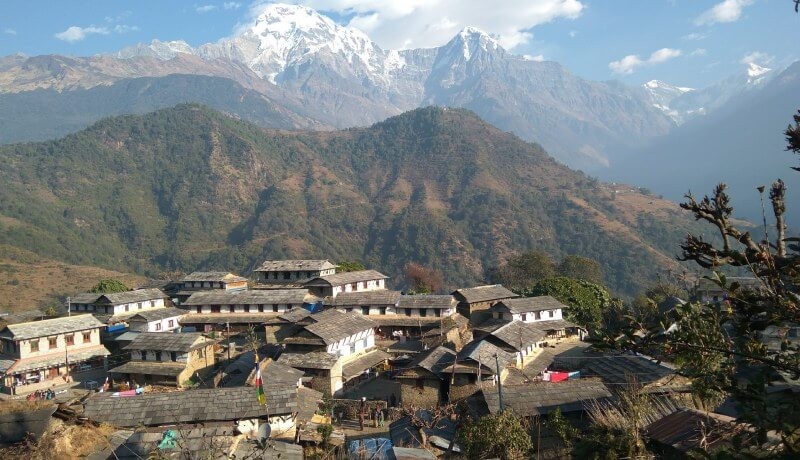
[1,258,789,459]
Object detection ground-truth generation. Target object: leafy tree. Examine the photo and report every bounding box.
[316,424,333,447]
[528,276,612,332]
[43,305,59,317]
[404,262,443,294]
[546,407,579,455]
[457,410,533,460]
[89,279,130,293]
[557,254,603,284]
[491,250,556,292]
[337,260,365,272]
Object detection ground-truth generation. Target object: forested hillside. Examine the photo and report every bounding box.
[0,105,703,295]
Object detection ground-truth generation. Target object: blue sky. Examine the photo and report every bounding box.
[1,0,796,88]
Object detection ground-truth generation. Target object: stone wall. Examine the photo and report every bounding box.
[399,377,440,409]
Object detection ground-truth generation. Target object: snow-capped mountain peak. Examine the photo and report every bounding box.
[644,80,693,93]
[454,26,501,60]
[115,39,194,60]
[746,62,772,85]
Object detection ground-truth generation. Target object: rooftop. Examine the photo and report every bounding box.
[304,310,375,344]
[124,332,214,352]
[410,346,456,376]
[495,296,568,314]
[305,270,388,287]
[342,349,392,379]
[278,351,340,370]
[109,360,188,377]
[277,307,313,323]
[178,313,280,325]
[457,339,515,371]
[255,259,338,272]
[646,408,756,453]
[0,314,105,340]
[180,271,248,283]
[583,354,678,387]
[127,307,187,322]
[83,387,296,427]
[182,289,316,306]
[452,285,517,304]
[483,379,612,416]
[488,321,546,351]
[328,290,402,307]
[695,276,764,292]
[398,295,457,310]
[95,288,167,305]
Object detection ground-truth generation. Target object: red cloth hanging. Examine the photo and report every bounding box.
[550,371,569,382]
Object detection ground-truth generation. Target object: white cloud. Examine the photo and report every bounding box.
[689,48,707,57]
[196,4,217,13]
[54,25,109,43]
[609,47,682,75]
[523,54,545,61]
[259,0,584,50]
[4,28,16,35]
[695,0,753,26]
[740,51,774,66]
[682,32,707,41]
[224,2,242,9]
[568,30,577,38]
[113,24,140,34]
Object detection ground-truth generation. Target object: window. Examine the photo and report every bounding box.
[283,272,291,280]
[65,334,74,346]
[273,305,278,312]
[244,305,251,313]
[350,283,356,291]
[434,309,441,317]
[258,304,264,312]
[140,351,147,361]
[416,378,425,390]
[170,351,177,361]
[379,307,386,315]
[30,340,40,352]
[168,320,174,328]
[521,313,527,321]
[48,337,57,349]
[155,351,162,361]
[211,305,220,313]
[420,309,427,317]
[287,304,293,310]
[405,309,411,317]
[196,306,202,313]
[155,323,162,331]
[83,332,91,343]
[361,306,370,315]
[125,304,130,312]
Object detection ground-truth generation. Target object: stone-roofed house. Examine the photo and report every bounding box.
[473,321,547,367]
[83,386,298,438]
[452,285,518,324]
[0,314,110,393]
[277,351,344,395]
[329,290,403,315]
[254,259,338,285]
[109,332,216,387]
[478,378,612,417]
[395,346,456,408]
[304,270,388,298]
[441,339,516,400]
[127,307,186,333]
[491,296,567,322]
[582,354,689,393]
[174,271,249,303]
[180,289,320,331]
[69,288,168,321]
[694,276,765,305]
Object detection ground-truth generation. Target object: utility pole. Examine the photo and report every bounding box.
[494,353,504,412]
[226,321,231,362]
[67,296,71,317]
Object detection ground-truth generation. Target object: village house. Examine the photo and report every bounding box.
[328,290,402,315]
[174,271,249,303]
[477,378,612,417]
[694,276,764,305]
[109,332,216,387]
[451,285,518,325]
[253,259,338,285]
[440,339,516,401]
[127,307,186,333]
[83,386,298,438]
[491,296,566,322]
[69,288,168,321]
[581,354,690,394]
[0,315,110,393]
[395,345,456,408]
[279,310,390,395]
[472,320,547,367]
[179,289,320,332]
[304,270,388,298]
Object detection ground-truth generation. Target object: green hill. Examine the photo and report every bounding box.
[0,104,700,295]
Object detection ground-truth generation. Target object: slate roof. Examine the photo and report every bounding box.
[495,296,568,314]
[304,270,388,287]
[278,352,340,370]
[410,346,456,375]
[95,288,167,305]
[646,408,754,452]
[458,340,515,371]
[0,314,104,340]
[695,276,763,292]
[342,350,391,379]
[328,290,402,307]
[83,386,296,427]
[398,295,457,310]
[124,332,214,352]
[183,289,315,306]
[127,307,186,322]
[583,355,678,387]
[180,271,247,283]
[483,379,612,416]
[255,260,338,272]
[245,359,305,387]
[489,321,546,351]
[70,293,102,304]
[304,310,375,344]
[277,308,313,323]
[8,345,110,374]
[109,361,187,377]
[367,315,443,327]
[452,285,517,304]
[178,313,281,325]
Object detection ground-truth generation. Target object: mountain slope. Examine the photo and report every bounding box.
[0,3,674,170]
[616,62,800,226]
[0,105,701,295]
